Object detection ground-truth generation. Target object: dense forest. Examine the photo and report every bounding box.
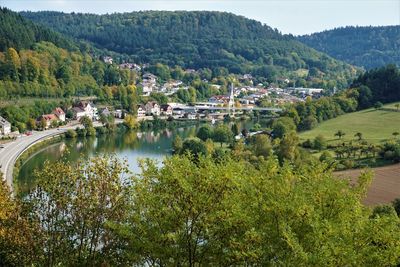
[21,10,358,88]
[0,7,77,52]
[299,26,400,69]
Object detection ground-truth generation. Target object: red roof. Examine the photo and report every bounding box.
[40,114,58,121]
[53,107,65,115]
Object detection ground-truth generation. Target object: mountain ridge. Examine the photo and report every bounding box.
[21,10,358,88]
[298,25,400,69]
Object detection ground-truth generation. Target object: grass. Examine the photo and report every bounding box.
[383,101,400,110]
[299,103,400,144]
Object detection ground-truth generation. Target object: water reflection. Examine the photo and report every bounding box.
[17,120,267,194]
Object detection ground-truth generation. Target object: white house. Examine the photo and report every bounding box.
[0,116,11,135]
[160,104,173,116]
[114,109,123,119]
[137,105,146,118]
[53,107,66,122]
[72,101,97,120]
[103,56,113,64]
[145,101,160,116]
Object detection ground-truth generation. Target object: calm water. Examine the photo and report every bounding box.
[17,120,263,193]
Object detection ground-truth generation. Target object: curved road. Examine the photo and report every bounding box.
[0,128,69,189]
[0,120,115,190]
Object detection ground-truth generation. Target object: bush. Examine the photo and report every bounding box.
[313,135,327,151]
[65,129,77,138]
[302,139,312,148]
[341,159,355,169]
[96,126,108,135]
[319,151,333,162]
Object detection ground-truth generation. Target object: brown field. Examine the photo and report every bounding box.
[336,164,400,206]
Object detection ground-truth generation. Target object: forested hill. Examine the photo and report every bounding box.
[0,7,77,51]
[21,11,357,88]
[298,26,400,69]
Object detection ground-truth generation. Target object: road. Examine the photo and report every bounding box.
[0,128,71,189]
[0,120,115,190]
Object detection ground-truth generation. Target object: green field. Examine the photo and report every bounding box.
[300,103,400,144]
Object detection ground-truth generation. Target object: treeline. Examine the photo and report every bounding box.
[299,25,400,69]
[1,153,400,266]
[21,10,357,88]
[0,42,138,99]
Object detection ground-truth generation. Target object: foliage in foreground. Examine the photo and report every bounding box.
[1,155,400,266]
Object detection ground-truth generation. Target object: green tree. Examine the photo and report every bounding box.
[313,134,327,151]
[374,101,383,110]
[0,179,35,266]
[272,117,296,139]
[277,131,300,163]
[196,125,213,141]
[28,157,131,266]
[231,123,239,136]
[250,134,273,158]
[123,114,138,130]
[355,132,363,141]
[172,135,183,154]
[335,130,346,140]
[181,137,208,156]
[79,116,93,129]
[212,124,233,147]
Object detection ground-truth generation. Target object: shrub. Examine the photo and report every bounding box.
[65,129,77,138]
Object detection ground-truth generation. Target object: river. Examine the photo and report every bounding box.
[17,120,264,194]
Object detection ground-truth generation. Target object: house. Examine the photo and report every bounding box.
[0,116,11,135]
[103,56,113,64]
[137,105,146,118]
[185,113,197,120]
[142,73,158,96]
[101,107,112,117]
[53,107,65,122]
[145,101,160,116]
[172,107,185,117]
[208,95,228,104]
[72,101,97,120]
[114,109,123,119]
[160,104,173,116]
[37,114,59,129]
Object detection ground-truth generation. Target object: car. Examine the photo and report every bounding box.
[26,131,33,136]
[0,145,4,148]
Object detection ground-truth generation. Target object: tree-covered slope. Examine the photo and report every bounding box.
[21,11,358,88]
[0,7,77,51]
[299,26,400,69]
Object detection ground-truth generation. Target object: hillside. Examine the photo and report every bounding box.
[0,7,139,128]
[0,7,77,51]
[299,102,400,144]
[299,26,400,69]
[21,11,358,88]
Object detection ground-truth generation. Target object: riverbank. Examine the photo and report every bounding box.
[0,119,124,190]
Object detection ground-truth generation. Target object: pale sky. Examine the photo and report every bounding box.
[2,0,399,35]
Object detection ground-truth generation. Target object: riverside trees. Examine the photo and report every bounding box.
[2,154,400,266]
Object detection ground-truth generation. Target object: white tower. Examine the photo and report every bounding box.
[228,84,234,108]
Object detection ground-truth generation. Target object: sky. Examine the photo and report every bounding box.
[2,0,400,35]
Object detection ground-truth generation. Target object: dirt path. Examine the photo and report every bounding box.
[336,164,400,206]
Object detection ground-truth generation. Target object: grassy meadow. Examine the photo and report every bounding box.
[299,102,400,144]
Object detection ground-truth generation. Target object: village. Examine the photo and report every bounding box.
[0,57,325,138]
